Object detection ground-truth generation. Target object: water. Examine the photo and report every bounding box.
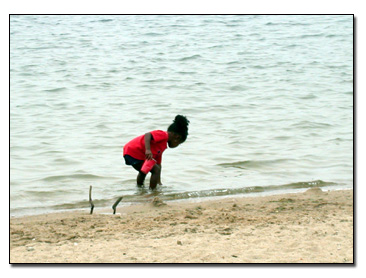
[10,15,353,216]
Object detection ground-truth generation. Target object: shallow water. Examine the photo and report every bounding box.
[10,15,353,216]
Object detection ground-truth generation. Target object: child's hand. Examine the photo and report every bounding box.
[145,149,153,160]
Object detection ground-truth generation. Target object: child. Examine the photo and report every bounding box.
[123,115,189,190]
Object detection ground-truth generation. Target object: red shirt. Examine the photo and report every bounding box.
[123,130,168,164]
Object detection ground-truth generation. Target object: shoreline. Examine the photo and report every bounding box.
[10,185,351,219]
[10,188,353,263]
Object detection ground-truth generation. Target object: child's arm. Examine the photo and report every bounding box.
[144,132,153,160]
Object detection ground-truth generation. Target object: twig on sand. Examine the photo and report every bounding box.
[89,185,94,214]
[112,197,123,214]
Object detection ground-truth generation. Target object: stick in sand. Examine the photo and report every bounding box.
[112,197,123,214]
[89,185,94,214]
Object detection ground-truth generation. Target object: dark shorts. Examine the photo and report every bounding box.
[124,155,144,166]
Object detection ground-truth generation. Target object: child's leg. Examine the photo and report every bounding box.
[132,162,145,187]
[136,172,146,187]
[149,164,161,190]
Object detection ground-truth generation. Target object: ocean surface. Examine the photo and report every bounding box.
[10,15,353,216]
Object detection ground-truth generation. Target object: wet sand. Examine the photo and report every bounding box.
[10,188,353,263]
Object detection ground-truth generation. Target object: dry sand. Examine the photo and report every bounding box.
[10,188,353,263]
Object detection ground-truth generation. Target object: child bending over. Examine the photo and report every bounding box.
[123,115,189,190]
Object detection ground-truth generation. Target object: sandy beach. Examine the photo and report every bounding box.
[10,188,353,263]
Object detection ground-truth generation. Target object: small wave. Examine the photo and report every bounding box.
[217,159,292,169]
[178,71,196,75]
[229,85,250,91]
[14,180,340,216]
[98,19,113,23]
[179,54,201,61]
[126,180,339,203]
[143,32,163,36]
[291,120,332,130]
[194,82,206,86]
[95,123,110,130]
[143,78,165,83]
[24,189,74,197]
[160,180,338,201]
[251,65,266,69]
[265,22,310,27]
[208,44,224,49]
[35,150,64,156]
[44,87,67,93]
[287,44,300,49]
[325,34,343,38]
[299,94,317,100]
[108,69,120,73]
[75,84,93,89]
[53,158,80,165]
[298,33,325,39]
[39,174,109,182]
[17,71,32,76]
[227,61,240,65]
[273,136,291,141]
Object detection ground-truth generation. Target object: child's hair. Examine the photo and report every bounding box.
[168,115,190,142]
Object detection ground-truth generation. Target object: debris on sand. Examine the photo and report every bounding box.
[152,197,167,207]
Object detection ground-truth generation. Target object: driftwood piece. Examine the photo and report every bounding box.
[89,185,94,214]
[112,197,123,214]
